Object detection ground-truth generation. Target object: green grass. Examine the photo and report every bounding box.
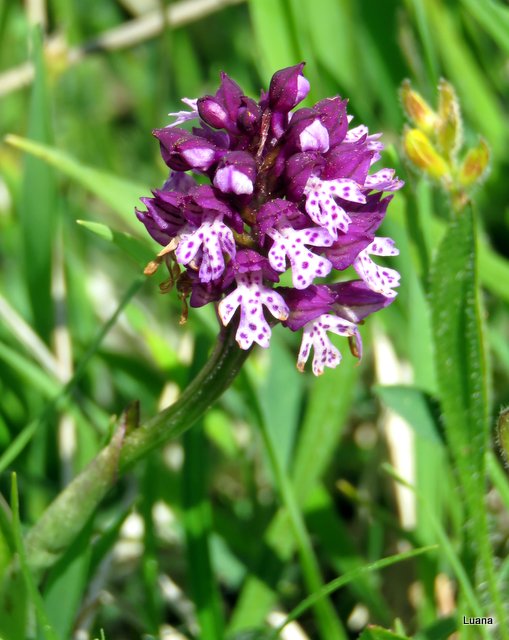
[1,1,509,638]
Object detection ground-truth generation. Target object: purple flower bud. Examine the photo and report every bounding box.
[268,63,310,113]
[237,97,262,134]
[154,128,219,171]
[198,96,231,130]
[213,151,257,195]
[286,108,330,153]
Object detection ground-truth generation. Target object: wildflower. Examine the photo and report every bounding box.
[137,64,403,375]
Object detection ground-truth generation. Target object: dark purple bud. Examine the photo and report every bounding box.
[286,108,330,153]
[237,97,262,134]
[213,151,257,196]
[284,152,323,201]
[198,96,232,130]
[314,97,349,147]
[329,281,394,322]
[136,189,186,245]
[279,285,335,330]
[268,63,310,113]
[154,128,219,171]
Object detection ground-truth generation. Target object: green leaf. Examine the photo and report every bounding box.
[19,28,57,341]
[5,135,149,234]
[77,220,154,266]
[9,474,60,640]
[430,208,488,508]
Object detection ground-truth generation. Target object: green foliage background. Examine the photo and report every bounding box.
[0,0,509,639]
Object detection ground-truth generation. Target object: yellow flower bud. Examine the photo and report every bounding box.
[437,79,463,159]
[458,138,490,187]
[403,127,450,180]
[400,80,438,135]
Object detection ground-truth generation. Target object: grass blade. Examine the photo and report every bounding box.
[19,28,57,342]
[10,473,60,640]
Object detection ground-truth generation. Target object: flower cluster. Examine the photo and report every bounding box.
[137,64,403,375]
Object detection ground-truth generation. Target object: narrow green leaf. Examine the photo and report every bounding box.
[461,0,509,58]
[270,545,437,639]
[5,135,148,234]
[19,28,57,341]
[77,220,154,266]
[10,474,60,640]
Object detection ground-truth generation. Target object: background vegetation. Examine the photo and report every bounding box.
[0,0,509,638]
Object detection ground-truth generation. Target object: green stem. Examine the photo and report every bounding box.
[22,324,249,577]
[257,415,347,640]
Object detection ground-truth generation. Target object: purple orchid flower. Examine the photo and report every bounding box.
[137,64,403,375]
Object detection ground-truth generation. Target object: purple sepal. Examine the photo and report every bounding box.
[329,280,394,322]
[153,128,219,171]
[136,189,186,245]
[189,270,235,307]
[314,97,349,147]
[229,249,280,282]
[324,233,373,270]
[161,171,196,194]
[256,199,301,234]
[321,142,375,183]
[284,152,323,201]
[279,285,335,330]
[348,193,393,235]
[193,123,230,149]
[184,185,244,233]
[268,63,309,113]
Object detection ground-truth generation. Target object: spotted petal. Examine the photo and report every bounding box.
[304,176,366,239]
[218,273,289,349]
[297,313,361,375]
[353,237,400,297]
[175,215,236,283]
[267,224,333,289]
[364,168,404,192]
